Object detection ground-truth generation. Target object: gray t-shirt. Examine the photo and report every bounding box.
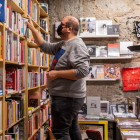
[39,37,90,98]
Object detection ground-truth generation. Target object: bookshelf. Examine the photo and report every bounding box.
[0,0,49,139]
[90,56,132,60]
[86,79,117,81]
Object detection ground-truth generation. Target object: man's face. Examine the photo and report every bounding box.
[60,18,70,36]
[110,67,115,73]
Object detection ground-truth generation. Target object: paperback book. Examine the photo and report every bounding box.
[104,63,120,79]
[107,25,119,35]
[108,43,120,57]
[96,46,107,57]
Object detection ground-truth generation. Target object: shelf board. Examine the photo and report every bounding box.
[86,79,117,81]
[5,26,25,40]
[28,119,48,140]
[40,6,48,17]
[6,89,26,95]
[5,116,26,131]
[28,129,39,140]
[79,35,119,38]
[0,95,3,98]
[27,15,39,28]
[40,84,47,88]
[41,119,49,126]
[0,131,2,135]
[40,27,48,34]
[40,66,48,69]
[90,56,132,60]
[28,106,40,116]
[27,41,38,48]
[28,86,39,90]
[5,60,25,65]
[0,59,3,62]
[0,22,3,27]
[7,0,25,15]
[28,64,40,68]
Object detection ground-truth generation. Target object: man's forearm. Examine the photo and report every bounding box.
[31,28,44,46]
[57,69,77,80]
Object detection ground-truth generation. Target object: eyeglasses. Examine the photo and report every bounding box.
[61,23,70,28]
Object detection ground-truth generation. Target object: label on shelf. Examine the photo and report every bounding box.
[9,28,12,31]
[6,94,11,98]
[44,100,48,104]
[18,62,21,65]
[28,63,30,66]
[18,90,21,94]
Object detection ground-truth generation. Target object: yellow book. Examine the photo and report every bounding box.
[28,107,34,110]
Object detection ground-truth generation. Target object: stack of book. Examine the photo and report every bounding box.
[40,69,47,85]
[0,32,3,59]
[39,52,47,67]
[28,112,39,137]
[5,94,25,129]
[28,48,39,65]
[27,0,39,23]
[28,71,39,88]
[6,67,25,92]
[6,33,25,62]
[40,105,48,125]
[0,101,2,132]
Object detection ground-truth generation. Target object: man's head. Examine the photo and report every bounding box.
[57,16,79,39]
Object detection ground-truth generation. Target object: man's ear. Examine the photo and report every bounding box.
[69,27,73,32]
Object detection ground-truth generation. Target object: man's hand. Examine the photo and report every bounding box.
[47,70,58,81]
[25,17,35,32]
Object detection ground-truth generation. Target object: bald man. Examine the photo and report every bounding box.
[26,16,89,140]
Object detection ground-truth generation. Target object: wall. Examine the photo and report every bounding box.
[38,0,140,103]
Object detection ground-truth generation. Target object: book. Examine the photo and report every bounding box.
[28,92,39,107]
[107,25,119,35]
[86,65,97,79]
[122,131,140,138]
[100,101,109,115]
[0,0,6,22]
[117,104,127,113]
[108,43,120,57]
[109,104,117,115]
[0,69,4,95]
[86,45,96,57]
[96,65,104,79]
[96,46,107,57]
[87,96,100,116]
[104,63,120,79]
[96,20,112,35]
[80,17,96,36]
[135,96,140,119]
[120,42,133,56]
[114,113,137,120]
[55,22,61,38]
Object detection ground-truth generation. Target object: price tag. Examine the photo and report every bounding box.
[28,63,30,66]
[6,94,11,98]
[18,62,21,65]
[41,102,43,106]
[19,90,21,94]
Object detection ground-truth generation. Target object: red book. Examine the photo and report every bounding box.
[6,70,16,90]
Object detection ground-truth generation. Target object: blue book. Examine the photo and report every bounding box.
[0,0,6,22]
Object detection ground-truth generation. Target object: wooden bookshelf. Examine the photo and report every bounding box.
[1,0,49,139]
[5,117,26,131]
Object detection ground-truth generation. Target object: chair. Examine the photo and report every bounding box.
[84,130,102,140]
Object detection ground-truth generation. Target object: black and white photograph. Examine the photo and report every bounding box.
[87,96,100,116]
[87,45,96,57]
[117,104,127,113]
[107,25,119,35]
[109,104,117,114]
[96,20,112,35]
[96,46,107,57]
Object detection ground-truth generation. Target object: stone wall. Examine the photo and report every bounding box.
[38,0,140,103]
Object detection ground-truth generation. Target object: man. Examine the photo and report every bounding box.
[26,16,90,140]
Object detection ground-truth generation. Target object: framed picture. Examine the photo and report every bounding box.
[109,104,117,115]
[100,101,109,115]
[117,104,126,113]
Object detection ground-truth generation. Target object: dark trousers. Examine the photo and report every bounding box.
[51,96,85,140]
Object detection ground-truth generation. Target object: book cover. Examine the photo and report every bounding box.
[87,96,100,116]
[86,45,96,57]
[96,46,107,57]
[28,92,38,107]
[100,101,109,115]
[80,17,96,36]
[104,63,120,79]
[108,43,120,57]
[6,70,16,90]
[96,65,104,79]
[96,20,112,35]
[0,0,6,22]
[107,25,119,35]
[86,65,97,79]
[55,22,61,39]
[120,42,133,56]
[117,104,127,113]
